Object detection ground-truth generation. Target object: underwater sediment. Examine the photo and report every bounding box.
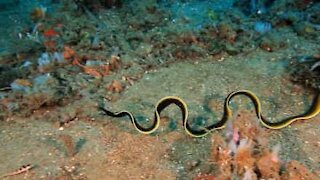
[0,0,319,179]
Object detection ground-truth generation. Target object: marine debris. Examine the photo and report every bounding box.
[2,164,34,178]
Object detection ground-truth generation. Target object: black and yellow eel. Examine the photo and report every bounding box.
[100,90,320,138]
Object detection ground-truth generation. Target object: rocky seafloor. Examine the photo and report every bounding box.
[0,0,319,179]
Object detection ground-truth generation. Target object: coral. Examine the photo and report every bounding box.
[109,55,121,71]
[234,139,255,176]
[43,29,59,38]
[281,160,318,180]
[107,80,124,93]
[217,22,235,42]
[0,66,30,88]
[83,66,102,78]
[30,6,47,22]
[10,79,32,93]
[63,46,76,60]
[209,111,316,179]
[37,52,51,68]
[193,173,215,180]
[76,59,114,78]
[242,168,258,180]
[232,112,268,149]
[3,73,74,117]
[37,52,65,71]
[19,93,54,116]
[254,21,272,34]
[53,52,65,63]
[256,147,281,179]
